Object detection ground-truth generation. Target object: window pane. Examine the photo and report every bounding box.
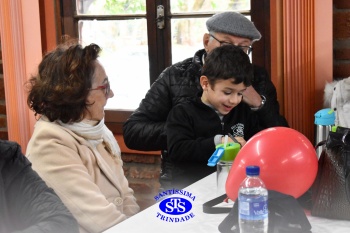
[171,18,208,64]
[76,0,146,15]
[79,19,149,110]
[170,0,250,13]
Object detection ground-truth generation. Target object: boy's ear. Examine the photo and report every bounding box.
[200,75,209,90]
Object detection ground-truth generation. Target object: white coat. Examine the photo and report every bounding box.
[324,76,350,128]
[26,118,140,233]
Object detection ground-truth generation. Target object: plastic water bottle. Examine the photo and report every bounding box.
[238,166,268,233]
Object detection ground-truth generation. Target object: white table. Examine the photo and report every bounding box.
[104,173,350,233]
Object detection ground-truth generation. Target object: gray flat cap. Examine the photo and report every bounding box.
[206,12,262,41]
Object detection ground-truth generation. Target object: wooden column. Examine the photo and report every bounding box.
[0,0,42,152]
[270,0,332,143]
[283,0,316,140]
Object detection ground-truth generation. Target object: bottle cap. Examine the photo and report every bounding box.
[207,147,225,167]
[314,108,335,126]
[246,166,260,176]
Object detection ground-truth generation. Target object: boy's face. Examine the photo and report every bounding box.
[200,76,246,115]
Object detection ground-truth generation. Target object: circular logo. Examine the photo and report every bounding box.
[159,197,192,215]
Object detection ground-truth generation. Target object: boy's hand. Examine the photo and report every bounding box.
[222,135,246,147]
[229,136,246,147]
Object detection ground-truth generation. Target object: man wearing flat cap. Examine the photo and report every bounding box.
[123,11,289,189]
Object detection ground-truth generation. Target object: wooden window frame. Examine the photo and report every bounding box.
[57,0,270,135]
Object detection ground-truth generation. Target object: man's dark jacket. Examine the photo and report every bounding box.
[0,140,79,233]
[123,49,288,152]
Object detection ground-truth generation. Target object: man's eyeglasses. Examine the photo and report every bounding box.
[210,34,253,55]
[90,80,110,97]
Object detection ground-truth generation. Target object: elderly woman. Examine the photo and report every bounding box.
[26,41,140,233]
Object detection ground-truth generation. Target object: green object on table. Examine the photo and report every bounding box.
[216,143,240,162]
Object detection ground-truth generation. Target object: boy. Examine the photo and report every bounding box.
[165,45,261,189]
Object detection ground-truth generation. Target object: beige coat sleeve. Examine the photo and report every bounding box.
[26,121,139,233]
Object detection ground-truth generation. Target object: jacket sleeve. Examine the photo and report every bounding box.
[252,65,289,128]
[123,69,173,151]
[166,105,216,163]
[4,142,79,233]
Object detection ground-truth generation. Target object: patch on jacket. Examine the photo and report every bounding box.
[231,123,244,137]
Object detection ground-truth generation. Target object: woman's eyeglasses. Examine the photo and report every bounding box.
[90,80,110,97]
[210,34,253,55]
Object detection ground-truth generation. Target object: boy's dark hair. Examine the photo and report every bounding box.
[202,45,253,87]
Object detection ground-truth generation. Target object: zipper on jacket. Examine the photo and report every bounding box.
[221,122,224,131]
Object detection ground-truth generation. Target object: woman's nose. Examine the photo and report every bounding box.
[108,89,114,98]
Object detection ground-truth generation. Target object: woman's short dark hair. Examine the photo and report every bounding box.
[26,41,101,123]
[202,45,253,87]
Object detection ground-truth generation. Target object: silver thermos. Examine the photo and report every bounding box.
[314,108,335,159]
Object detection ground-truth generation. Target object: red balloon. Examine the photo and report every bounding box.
[225,127,318,201]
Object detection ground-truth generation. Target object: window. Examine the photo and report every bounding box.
[59,0,269,133]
